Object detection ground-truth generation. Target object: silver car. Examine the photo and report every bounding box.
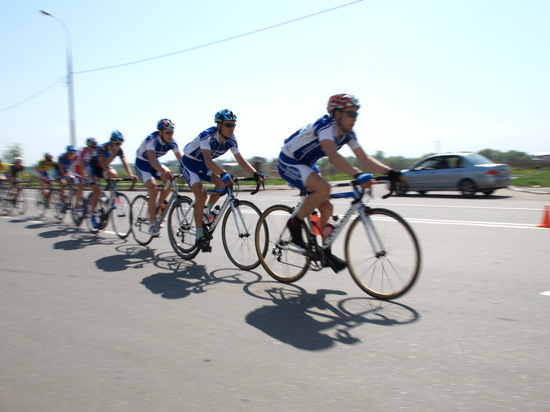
[396,152,511,197]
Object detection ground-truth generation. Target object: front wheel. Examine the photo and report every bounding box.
[255,204,309,283]
[459,179,477,197]
[167,196,199,260]
[221,199,265,270]
[50,189,64,221]
[71,194,87,226]
[13,188,27,215]
[131,195,153,246]
[111,192,132,239]
[345,208,421,300]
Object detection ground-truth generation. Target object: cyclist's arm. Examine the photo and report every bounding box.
[353,146,392,175]
[120,156,136,179]
[320,139,361,177]
[202,149,226,176]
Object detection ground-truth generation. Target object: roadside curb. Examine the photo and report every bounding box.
[508,186,550,194]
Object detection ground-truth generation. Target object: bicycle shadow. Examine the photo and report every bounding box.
[51,231,127,251]
[244,281,420,351]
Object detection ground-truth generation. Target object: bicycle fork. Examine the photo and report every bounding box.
[358,207,387,258]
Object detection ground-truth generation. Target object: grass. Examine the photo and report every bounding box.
[510,169,550,187]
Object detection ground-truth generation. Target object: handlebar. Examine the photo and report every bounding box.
[206,176,265,196]
[105,177,137,191]
[331,174,401,199]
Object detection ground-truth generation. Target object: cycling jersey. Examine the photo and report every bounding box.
[183,127,239,161]
[280,115,361,166]
[9,164,24,180]
[74,147,95,176]
[57,152,75,175]
[35,159,57,173]
[136,131,179,162]
[91,142,125,168]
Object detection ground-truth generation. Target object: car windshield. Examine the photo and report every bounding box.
[466,153,494,165]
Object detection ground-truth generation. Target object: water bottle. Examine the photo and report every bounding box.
[309,211,321,236]
[322,215,340,237]
[210,205,221,222]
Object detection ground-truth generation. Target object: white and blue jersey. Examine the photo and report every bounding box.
[136,131,179,162]
[280,115,360,166]
[180,127,240,185]
[278,115,361,191]
[183,127,239,161]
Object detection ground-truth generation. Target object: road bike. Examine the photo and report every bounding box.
[0,181,28,215]
[53,177,88,226]
[36,180,63,220]
[85,178,134,238]
[254,176,421,300]
[167,176,266,270]
[130,174,185,246]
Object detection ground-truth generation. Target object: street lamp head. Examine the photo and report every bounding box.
[39,10,52,16]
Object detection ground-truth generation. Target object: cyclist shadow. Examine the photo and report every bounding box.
[95,245,178,273]
[141,266,263,300]
[52,232,126,251]
[244,281,420,351]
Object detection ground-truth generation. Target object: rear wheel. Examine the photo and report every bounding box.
[167,196,199,259]
[71,194,87,226]
[255,204,309,283]
[131,195,153,245]
[50,189,64,221]
[35,190,48,217]
[111,192,132,238]
[12,188,27,215]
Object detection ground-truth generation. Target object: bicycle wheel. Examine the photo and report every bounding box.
[131,194,153,245]
[255,204,309,283]
[111,192,132,239]
[50,189,64,221]
[345,208,421,300]
[167,196,199,260]
[221,199,264,270]
[13,188,27,215]
[70,194,87,226]
[35,190,48,217]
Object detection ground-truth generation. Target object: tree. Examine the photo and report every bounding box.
[2,143,23,163]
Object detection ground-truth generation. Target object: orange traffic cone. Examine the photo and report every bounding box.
[537,206,550,228]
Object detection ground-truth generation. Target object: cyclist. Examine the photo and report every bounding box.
[278,93,402,272]
[9,157,29,205]
[180,109,264,251]
[0,158,7,182]
[135,119,183,236]
[56,145,78,211]
[89,130,137,229]
[73,137,100,213]
[34,153,58,204]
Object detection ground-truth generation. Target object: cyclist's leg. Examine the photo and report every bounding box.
[206,173,224,209]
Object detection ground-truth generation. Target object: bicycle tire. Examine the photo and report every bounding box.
[10,188,27,215]
[167,196,199,260]
[50,189,64,221]
[345,208,421,300]
[255,204,309,283]
[221,199,265,270]
[131,195,153,246]
[111,192,132,239]
[70,194,87,226]
[35,190,48,217]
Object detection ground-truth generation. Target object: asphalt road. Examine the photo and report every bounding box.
[1,187,549,411]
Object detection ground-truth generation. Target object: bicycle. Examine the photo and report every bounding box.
[254,175,421,300]
[52,177,87,225]
[130,174,185,246]
[36,180,63,220]
[85,178,134,238]
[0,181,28,215]
[167,176,266,270]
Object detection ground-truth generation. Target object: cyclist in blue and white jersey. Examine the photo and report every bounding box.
[88,130,136,229]
[180,109,264,251]
[56,145,78,210]
[135,119,182,236]
[278,93,402,272]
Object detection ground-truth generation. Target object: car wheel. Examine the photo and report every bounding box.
[395,182,408,196]
[482,189,494,196]
[459,179,477,197]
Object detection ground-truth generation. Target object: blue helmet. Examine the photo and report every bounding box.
[157,119,175,130]
[66,145,77,153]
[214,109,237,123]
[110,130,124,143]
[86,137,98,148]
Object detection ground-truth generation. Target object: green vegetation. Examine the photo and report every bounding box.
[510,169,550,187]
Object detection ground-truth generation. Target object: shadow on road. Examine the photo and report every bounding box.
[244,281,420,351]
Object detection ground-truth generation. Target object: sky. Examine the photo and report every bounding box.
[1,0,549,166]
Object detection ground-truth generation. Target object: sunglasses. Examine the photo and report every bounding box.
[342,110,359,119]
[162,130,174,135]
[222,123,236,128]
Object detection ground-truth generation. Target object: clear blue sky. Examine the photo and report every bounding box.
[1,0,549,166]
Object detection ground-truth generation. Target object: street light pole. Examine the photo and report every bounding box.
[40,10,77,148]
